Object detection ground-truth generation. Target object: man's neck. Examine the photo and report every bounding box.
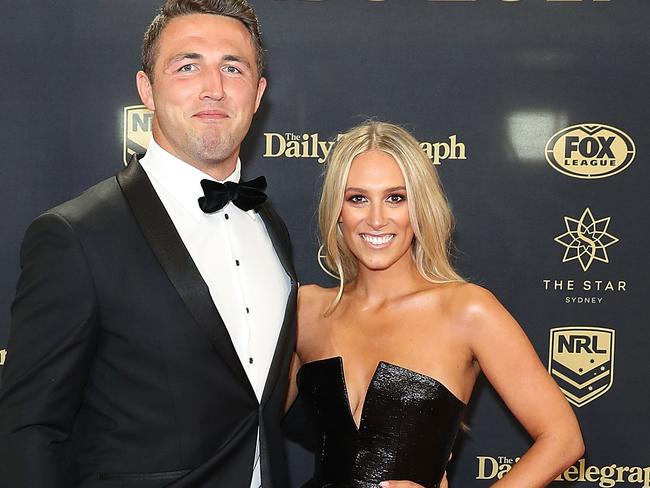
[151,137,239,182]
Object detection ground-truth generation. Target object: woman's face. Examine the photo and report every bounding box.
[339,149,414,273]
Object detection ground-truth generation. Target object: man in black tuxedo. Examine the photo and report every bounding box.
[0,1,297,487]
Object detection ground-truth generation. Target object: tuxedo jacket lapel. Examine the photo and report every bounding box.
[117,157,254,394]
[257,203,298,404]
[256,204,296,285]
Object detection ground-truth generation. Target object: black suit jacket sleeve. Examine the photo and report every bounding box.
[0,212,100,487]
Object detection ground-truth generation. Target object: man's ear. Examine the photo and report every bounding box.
[136,71,155,111]
[254,76,267,113]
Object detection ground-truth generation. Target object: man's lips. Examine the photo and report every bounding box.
[193,110,229,120]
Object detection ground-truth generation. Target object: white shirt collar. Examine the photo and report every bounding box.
[140,138,257,221]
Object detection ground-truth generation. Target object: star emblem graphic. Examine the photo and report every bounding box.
[554,208,619,272]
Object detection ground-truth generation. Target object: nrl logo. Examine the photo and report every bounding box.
[123,105,153,166]
[548,327,615,407]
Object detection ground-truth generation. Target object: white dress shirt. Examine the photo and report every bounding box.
[140,139,290,488]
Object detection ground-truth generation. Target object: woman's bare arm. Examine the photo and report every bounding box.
[462,285,584,487]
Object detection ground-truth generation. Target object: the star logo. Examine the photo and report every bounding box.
[554,208,619,272]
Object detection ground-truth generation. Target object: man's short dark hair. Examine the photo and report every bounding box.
[142,0,265,82]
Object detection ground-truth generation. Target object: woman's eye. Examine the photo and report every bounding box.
[387,194,406,203]
[349,195,367,204]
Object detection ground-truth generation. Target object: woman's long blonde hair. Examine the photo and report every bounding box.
[319,121,464,313]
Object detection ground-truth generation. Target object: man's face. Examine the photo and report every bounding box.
[137,14,266,174]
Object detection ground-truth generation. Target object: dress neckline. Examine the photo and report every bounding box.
[299,355,466,431]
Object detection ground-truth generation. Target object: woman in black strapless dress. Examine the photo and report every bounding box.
[285,121,584,488]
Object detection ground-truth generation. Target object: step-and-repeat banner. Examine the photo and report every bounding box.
[0,1,648,486]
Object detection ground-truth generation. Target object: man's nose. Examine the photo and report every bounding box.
[200,69,225,100]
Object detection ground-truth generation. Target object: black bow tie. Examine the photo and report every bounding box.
[198,176,268,213]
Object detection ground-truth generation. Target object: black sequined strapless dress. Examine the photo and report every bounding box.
[297,356,465,488]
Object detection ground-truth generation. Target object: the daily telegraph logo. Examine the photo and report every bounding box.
[263,132,466,165]
[120,108,467,166]
[477,456,650,487]
[545,124,635,179]
[123,105,153,166]
[554,208,619,272]
[548,326,614,408]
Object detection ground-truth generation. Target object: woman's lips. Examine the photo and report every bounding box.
[359,233,395,248]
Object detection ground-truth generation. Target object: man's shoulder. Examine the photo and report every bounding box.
[18,172,138,260]
[40,173,128,230]
[45,176,124,220]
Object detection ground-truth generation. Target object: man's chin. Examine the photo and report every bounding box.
[189,139,238,163]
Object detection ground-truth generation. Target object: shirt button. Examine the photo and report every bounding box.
[235,259,240,266]
[246,307,250,314]
[249,357,254,364]
[224,213,229,220]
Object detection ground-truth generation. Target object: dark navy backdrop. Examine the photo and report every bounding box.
[1,1,648,486]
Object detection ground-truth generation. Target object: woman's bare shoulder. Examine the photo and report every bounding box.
[431,282,505,325]
[296,284,338,356]
[442,283,527,349]
[447,282,497,306]
[298,283,338,304]
[297,284,338,321]
[298,283,334,298]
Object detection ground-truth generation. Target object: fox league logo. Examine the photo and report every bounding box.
[123,105,153,165]
[548,327,615,407]
[545,123,635,179]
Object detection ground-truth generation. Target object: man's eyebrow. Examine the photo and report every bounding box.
[166,53,251,69]
[167,52,203,65]
[223,54,251,68]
